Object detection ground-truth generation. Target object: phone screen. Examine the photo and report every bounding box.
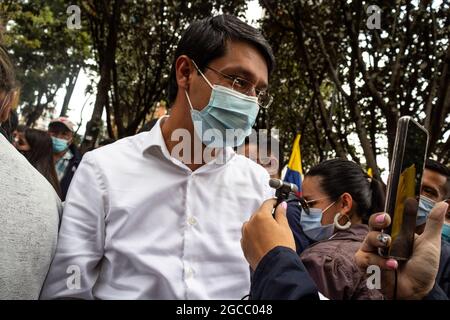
[383,117,429,260]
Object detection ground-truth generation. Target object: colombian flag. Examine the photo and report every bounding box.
[284,134,303,197]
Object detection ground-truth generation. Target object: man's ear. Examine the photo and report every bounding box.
[340,192,353,216]
[175,55,195,92]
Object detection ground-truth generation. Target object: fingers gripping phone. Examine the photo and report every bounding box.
[380,116,429,260]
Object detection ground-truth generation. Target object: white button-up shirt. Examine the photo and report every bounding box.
[41,119,273,300]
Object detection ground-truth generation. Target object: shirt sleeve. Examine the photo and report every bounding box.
[40,152,107,300]
[250,246,319,300]
[262,172,275,200]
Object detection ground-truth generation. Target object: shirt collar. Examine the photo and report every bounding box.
[60,149,73,162]
[141,116,235,167]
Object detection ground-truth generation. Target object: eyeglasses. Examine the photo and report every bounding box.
[298,196,330,215]
[192,61,273,109]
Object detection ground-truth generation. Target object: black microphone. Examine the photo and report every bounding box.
[269,178,298,209]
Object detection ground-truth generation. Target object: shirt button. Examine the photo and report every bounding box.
[188,216,197,226]
[185,267,194,279]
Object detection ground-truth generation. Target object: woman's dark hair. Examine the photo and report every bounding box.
[23,128,61,197]
[306,159,386,223]
[167,14,275,105]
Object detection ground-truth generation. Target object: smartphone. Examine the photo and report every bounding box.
[380,116,429,260]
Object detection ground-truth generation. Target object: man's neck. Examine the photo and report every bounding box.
[161,102,208,172]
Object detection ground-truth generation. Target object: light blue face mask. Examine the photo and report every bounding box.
[300,200,336,231]
[442,223,450,243]
[417,195,436,226]
[185,65,260,148]
[304,224,335,242]
[52,136,69,153]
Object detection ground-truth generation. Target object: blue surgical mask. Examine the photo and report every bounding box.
[417,195,436,226]
[300,201,336,231]
[52,136,69,153]
[300,207,323,231]
[442,223,450,244]
[185,69,259,148]
[304,224,335,242]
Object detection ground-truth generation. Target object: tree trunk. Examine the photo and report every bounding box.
[81,0,123,154]
[60,67,81,117]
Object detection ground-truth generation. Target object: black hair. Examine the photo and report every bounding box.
[98,138,116,147]
[23,128,61,197]
[167,14,275,105]
[15,124,27,133]
[306,159,386,223]
[425,159,450,198]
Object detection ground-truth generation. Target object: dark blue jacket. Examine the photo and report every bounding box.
[60,144,82,201]
[250,246,319,300]
[286,198,315,255]
[436,240,450,298]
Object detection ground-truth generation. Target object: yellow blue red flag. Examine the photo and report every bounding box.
[284,134,303,197]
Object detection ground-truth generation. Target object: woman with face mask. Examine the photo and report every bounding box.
[286,159,386,299]
[16,128,61,197]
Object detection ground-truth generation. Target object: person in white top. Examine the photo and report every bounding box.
[41,14,276,300]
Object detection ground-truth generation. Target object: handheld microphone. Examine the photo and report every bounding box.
[269,178,298,209]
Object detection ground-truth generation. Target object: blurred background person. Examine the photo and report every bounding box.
[414,159,450,297]
[47,117,82,201]
[15,128,61,197]
[239,134,280,179]
[138,101,168,133]
[416,159,450,230]
[0,44,60,300]
[12,124,27,149]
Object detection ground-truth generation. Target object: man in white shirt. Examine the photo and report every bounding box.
[41,14,276,300]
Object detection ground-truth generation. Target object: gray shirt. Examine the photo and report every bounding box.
[0,133,61,300]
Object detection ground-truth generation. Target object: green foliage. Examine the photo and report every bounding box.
[259,0,450,172]
[81,0,248,142]
[1,0,91,126]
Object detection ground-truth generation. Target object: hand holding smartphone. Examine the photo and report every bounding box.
[380,116,429,260]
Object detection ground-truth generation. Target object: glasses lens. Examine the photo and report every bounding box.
[232,78,255,96]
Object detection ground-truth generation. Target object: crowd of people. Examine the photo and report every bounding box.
[1,14,450,300]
